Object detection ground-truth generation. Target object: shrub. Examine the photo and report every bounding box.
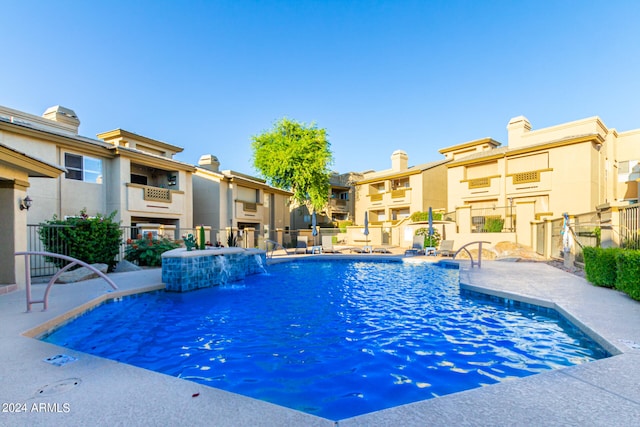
[483,216,504,232]
[125,232,180,266]
[615,251,640,301]
[583,247,618,288]
[416,228,441,248]
[336,220,352,232]
[38,209,122,271]
[410,211,443,222]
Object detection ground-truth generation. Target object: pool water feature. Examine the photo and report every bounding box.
[42,260,608,420]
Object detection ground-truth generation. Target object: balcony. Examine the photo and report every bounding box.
[461,175,501,199]
[329,199,348,212]
[370,193,383,202]
[126,183,184,215]
[391,189,406,198]
[243,202,257,212]
[235,200,263,221]
[506,169,552,194]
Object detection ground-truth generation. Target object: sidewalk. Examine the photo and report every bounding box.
[1,261,639,426]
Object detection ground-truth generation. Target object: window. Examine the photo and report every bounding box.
[391,178,410,190]
[618,160,640,183]
[65,153,102,183]
[131,174,148,185]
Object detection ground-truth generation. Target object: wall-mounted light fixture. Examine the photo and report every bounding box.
[20,195,33,211]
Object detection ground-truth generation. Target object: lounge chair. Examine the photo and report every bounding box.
[404,235,425,256]
[373,247,391,254]
[321,236,342,253]
[265,240,292,258]
[295,236,309,254]
[436,240,455,257]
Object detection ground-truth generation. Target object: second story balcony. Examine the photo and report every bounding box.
[126,183,185,215]
[506,169,552,194]
[367,188,412,205]
[235,199,264,221]
[329,198,349,212]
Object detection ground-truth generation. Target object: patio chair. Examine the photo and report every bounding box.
[322,236,342,253]
[373,247,391,254]
[436,240,455,257]
[410,235,425,255]
[295,236,309,254]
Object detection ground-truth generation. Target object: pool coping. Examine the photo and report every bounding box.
[1,259,639,426]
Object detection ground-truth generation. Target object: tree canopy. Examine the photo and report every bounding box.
[251,118,333,212]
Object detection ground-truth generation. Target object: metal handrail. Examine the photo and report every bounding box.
[14,251,118,312]
[453,241,491,268]
[264,240,292,258]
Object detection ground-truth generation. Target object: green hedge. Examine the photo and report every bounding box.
[583,247,640,301]
[583,247,618,288]
[615,251,640,301]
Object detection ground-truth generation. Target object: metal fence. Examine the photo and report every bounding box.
[619,204,640,249]
[26,224,72,277]
[547,213,600,261]
[470,206,515,233]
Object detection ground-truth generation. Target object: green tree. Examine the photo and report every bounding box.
[251,118,333,212]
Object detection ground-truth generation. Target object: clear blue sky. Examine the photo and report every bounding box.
[2,0,639,175]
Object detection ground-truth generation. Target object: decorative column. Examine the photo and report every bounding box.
[514,201,535,247]
[456,205,472,233]
[0,180,29,286]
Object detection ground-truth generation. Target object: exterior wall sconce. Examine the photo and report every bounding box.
[20,195,33,211]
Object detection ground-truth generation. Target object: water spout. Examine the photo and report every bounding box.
[254,254,267,274]
[216,255,230,284]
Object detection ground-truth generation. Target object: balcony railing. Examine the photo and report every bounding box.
[370,194,383,202]
[391,189,406,198]
[512,171,540,184]
[243,202,257,212]
[144,186,172,202]
[468,177,490,189]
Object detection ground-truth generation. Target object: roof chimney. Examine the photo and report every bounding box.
[198,154,220,172]
[42,105,80,134]
[507,115,532,148]
[391,150,408,171]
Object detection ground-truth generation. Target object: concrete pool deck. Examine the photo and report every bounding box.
[1,259,639,426]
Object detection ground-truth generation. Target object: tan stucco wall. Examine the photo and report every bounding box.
[0,182,28,285]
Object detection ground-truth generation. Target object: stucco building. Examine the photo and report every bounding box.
[0,140,65,287]
[0,104,196,285]
[193,154,292,247]
[352,150,449,246]
[443,115,640,248]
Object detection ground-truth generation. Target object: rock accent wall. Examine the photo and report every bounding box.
[161,247,266,292]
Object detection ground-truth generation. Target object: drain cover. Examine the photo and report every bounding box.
[36,378,82,396]
[43,354,77,367]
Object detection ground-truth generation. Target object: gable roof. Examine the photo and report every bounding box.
[356,158,450,184]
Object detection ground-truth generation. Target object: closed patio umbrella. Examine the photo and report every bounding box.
[364,211,369,247]
[311,211,318,245]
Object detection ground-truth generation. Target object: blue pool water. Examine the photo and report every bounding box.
[43,260,608,420]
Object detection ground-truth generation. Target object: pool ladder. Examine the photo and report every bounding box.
[14,251,118,312]
[453,241,491,268]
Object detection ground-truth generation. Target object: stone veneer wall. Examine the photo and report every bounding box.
[161,247,267,292]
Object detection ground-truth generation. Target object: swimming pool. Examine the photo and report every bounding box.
[42,259,608,420]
